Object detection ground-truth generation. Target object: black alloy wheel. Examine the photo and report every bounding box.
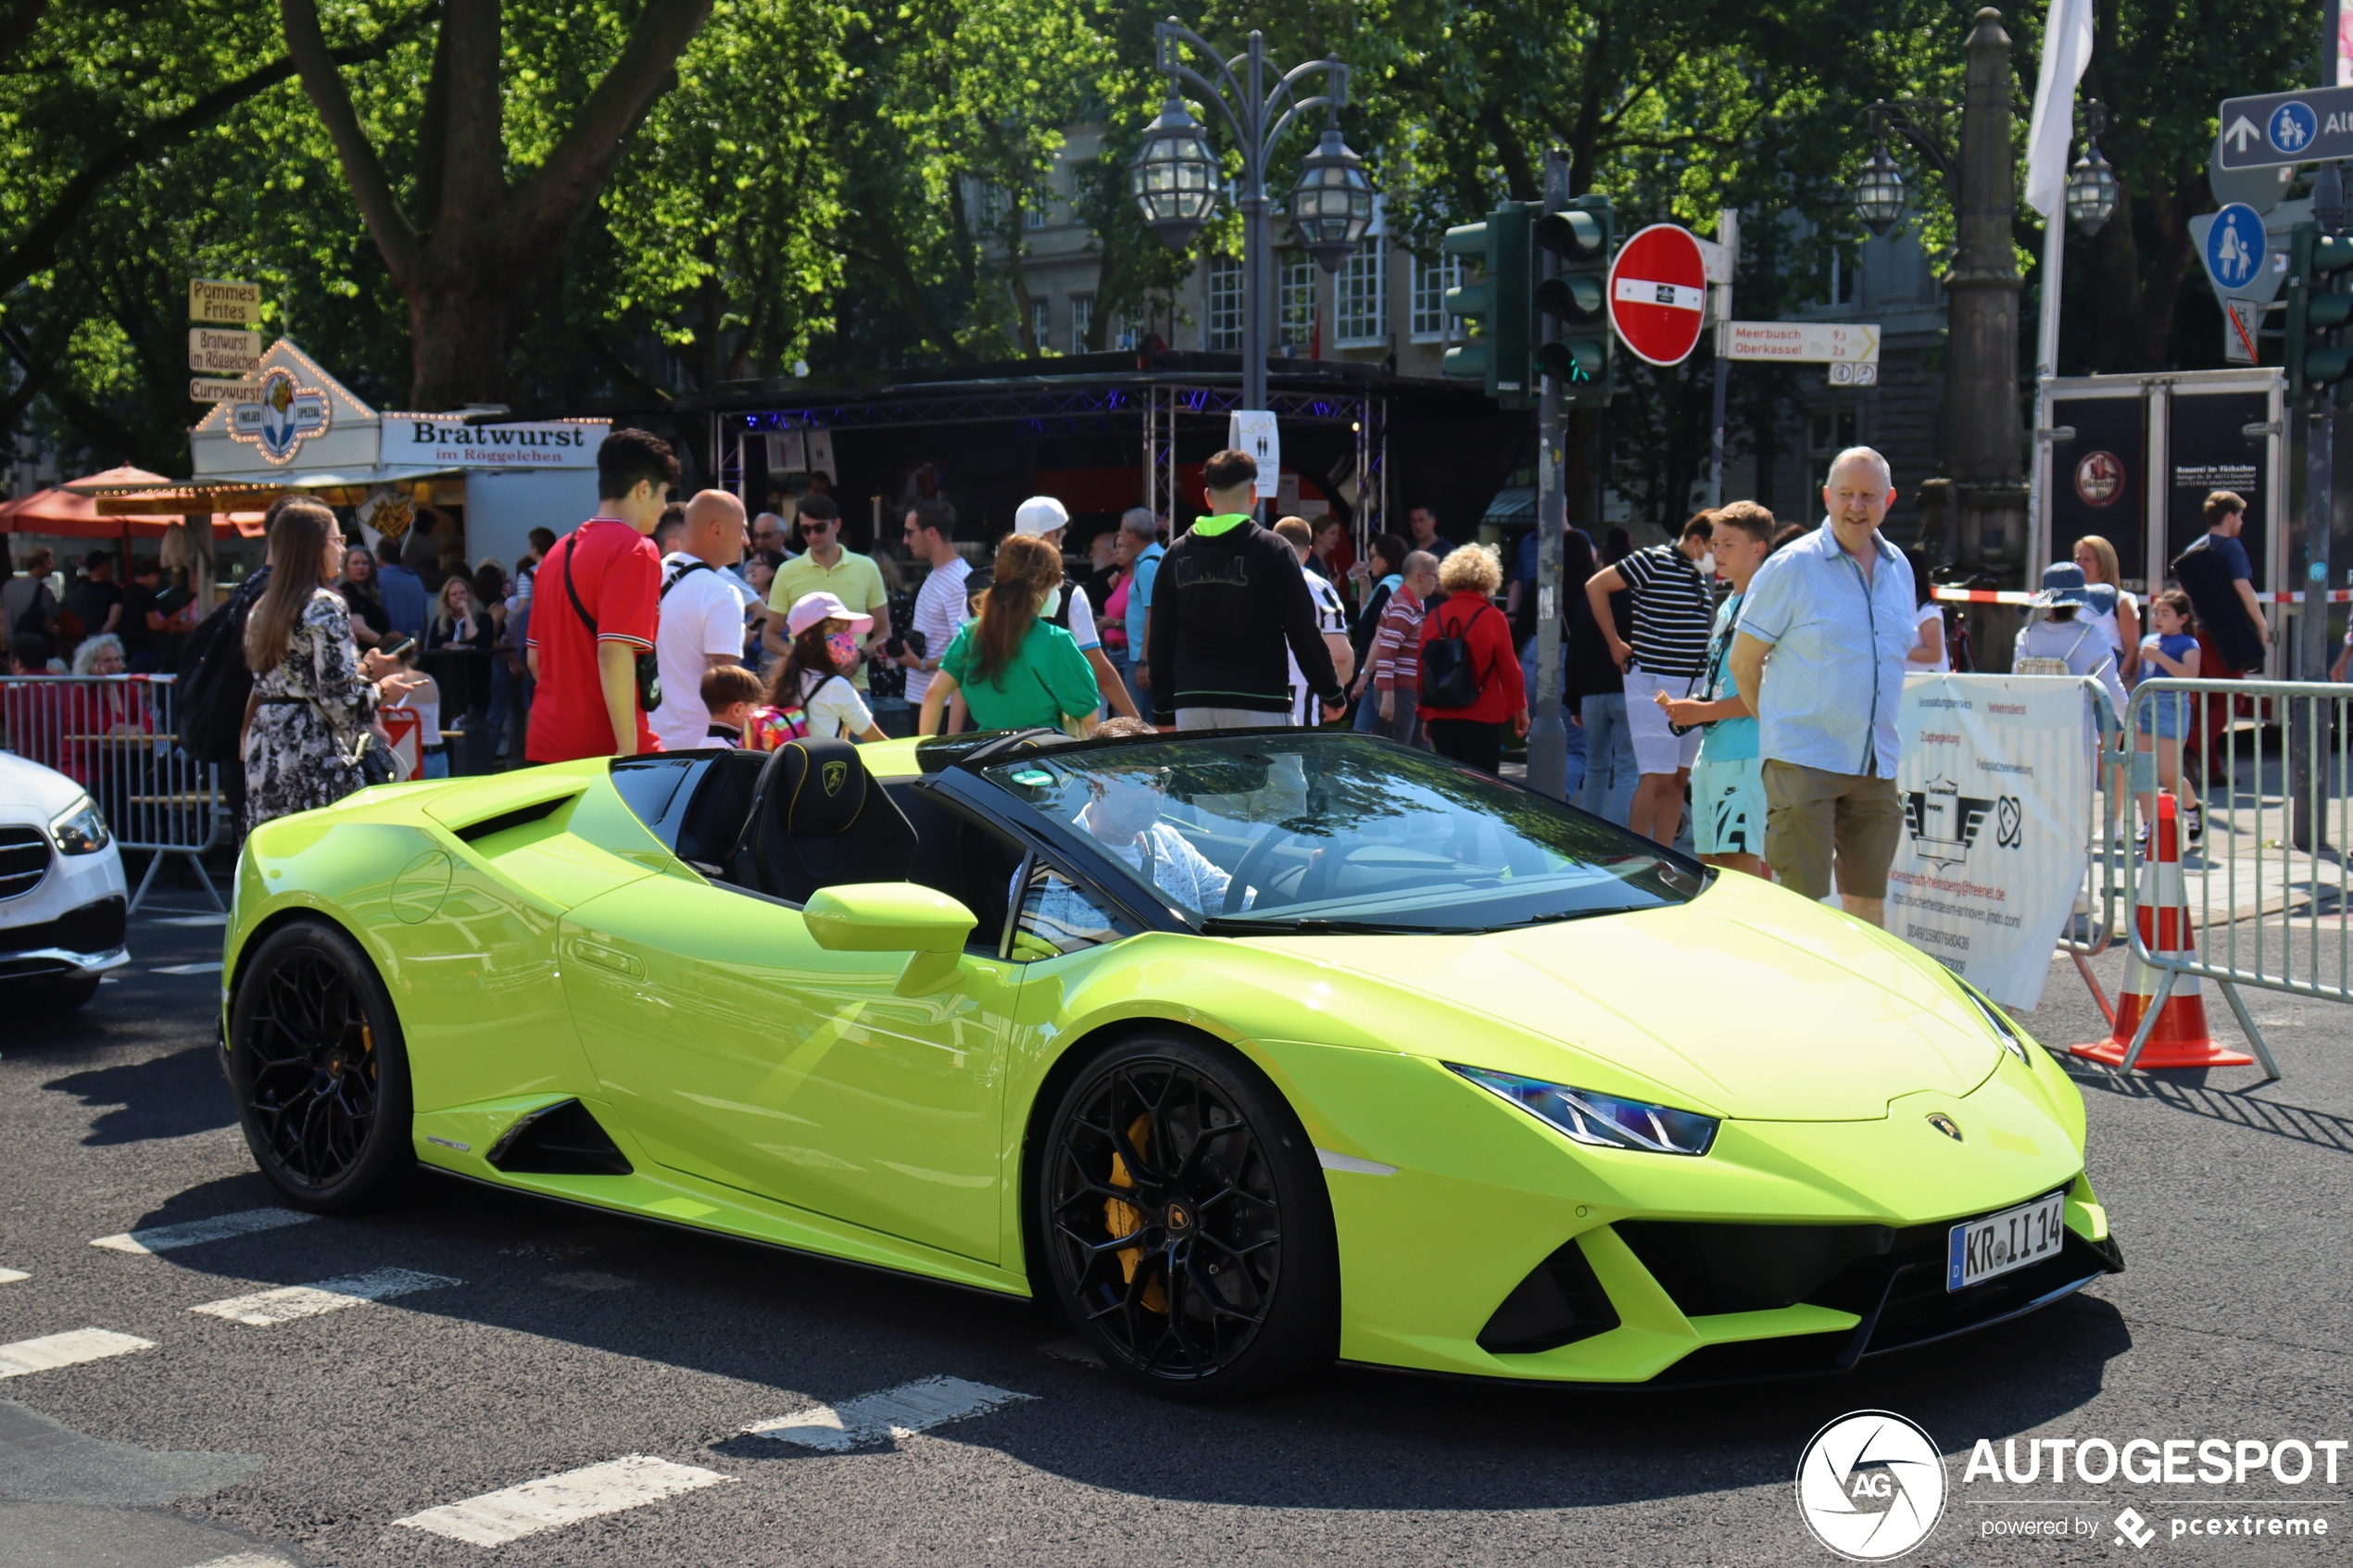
[1040,1033,1337,1400]
[226,920,412,1211]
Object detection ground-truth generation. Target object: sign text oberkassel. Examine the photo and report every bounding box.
[1720,321,1881,363]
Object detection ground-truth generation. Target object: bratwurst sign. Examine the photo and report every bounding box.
[381,415,606,468]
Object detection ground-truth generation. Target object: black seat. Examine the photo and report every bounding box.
[726,737,918,903]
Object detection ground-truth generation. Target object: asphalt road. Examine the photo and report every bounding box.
[3,902,2349,1567]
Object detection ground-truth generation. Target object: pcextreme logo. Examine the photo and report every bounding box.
[1796,1411,1948,1561]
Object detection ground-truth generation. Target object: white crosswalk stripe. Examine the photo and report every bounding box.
[189,1267,459,1326]
[91,1208,316,1254]
[393,1455,731,1546]
[0,1268,28,1285]
[743,1375,1037,1451]
[0,1328,154,1378]
[186,1554,300,1568]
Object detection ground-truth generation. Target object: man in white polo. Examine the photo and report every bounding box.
[650,489,750,752]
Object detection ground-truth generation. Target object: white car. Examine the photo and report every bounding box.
[0,749,130,1009]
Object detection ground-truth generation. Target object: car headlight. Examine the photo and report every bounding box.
[48,797,111,856]
[1448,1063,1718,1156]
[1960,985,2030,1063]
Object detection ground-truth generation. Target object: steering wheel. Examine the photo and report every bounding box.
[1222,828,1308,915]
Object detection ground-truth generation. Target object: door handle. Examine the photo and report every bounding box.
[569,937,645,979]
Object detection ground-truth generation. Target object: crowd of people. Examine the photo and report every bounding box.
[0,424,2278,897]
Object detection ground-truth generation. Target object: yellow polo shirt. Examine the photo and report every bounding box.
[769,548,888,690]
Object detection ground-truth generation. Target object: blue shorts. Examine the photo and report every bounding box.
[2136,693,2187,740]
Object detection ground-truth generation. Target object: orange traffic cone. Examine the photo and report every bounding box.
[2070,793,2253,1069]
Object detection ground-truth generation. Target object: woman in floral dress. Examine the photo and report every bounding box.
[243,499,391,831]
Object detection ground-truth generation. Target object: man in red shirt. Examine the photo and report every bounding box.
[525,429,679,762]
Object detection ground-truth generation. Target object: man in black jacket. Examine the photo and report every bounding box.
[1148,448,1345,728]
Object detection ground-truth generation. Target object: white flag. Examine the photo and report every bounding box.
[2024,0,2095,219]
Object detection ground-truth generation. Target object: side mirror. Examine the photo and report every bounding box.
[803,883,978,995]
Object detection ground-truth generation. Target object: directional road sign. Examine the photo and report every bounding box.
[2217,84,2353,169]
[2188,196,2309,320]
[2209,137,2297,214]
[1607,222,1707,367]
[1719,320,1881,364]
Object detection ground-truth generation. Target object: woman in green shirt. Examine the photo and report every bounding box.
[919,533,1101,734]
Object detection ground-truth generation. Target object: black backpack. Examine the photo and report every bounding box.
[1420,596,1491,709]
[175,567,272,764]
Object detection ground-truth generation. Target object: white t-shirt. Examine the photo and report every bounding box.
[1912,600,1951,675]
[1061,581,1101,650]
[905,556,971,706]
[652,553,754,753]
[2081,583,2135,661]
[791,667,875,741]
[1288,561,1350,724]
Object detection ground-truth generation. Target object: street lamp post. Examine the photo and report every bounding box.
[1129,18,1372,417]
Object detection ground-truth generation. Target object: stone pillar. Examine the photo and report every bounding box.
[1943,7,2028,581]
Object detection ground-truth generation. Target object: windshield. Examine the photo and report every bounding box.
[978,734,1703,934]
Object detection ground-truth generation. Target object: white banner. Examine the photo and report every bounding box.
[1885,674,2094,1010]
[382,416,604,469]
[1228,410,1280,498]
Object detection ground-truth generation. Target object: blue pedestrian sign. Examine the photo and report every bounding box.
[2219,84,2353,169]
[2270,101,2318,154]
[2204,204,2267,292]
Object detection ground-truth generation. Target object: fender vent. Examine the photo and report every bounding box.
[1478,1236,1621,1355]
[485,1099,632,1175]
[453,796,572,844]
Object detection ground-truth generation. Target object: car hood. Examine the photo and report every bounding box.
[1288,873,2001,1122]
[0,748,86,822]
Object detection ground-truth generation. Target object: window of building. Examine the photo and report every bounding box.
[1026,189,1049,229]
[1204,257,1242,351]
[1071,295,1094,353]
[1410,255,1463,342]
[1278,256,1315,353]
[1808,407,1861,495]
[1825,248,1858,307]
[1031,298,1051,350]
[1334,246,1386,347]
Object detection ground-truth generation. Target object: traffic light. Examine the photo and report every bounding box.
[1441,202,1533,407]
[1534,194,1615,408]
[2286,220,2353,399]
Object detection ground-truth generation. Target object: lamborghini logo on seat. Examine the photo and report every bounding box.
[822,760,849,794]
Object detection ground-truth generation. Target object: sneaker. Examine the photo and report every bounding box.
[2184,804,2204,844]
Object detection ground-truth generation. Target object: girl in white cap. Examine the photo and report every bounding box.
[748,590,887,746]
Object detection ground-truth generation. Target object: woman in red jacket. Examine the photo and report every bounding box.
[1416,545,1528,773]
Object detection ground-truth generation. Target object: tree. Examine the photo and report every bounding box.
[279,0,713,408]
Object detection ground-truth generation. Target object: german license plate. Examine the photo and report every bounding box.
[1947,1191,2068,1291]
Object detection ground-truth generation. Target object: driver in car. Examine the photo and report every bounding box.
[1024,719,1252,927]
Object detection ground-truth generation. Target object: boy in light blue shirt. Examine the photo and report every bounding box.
[1661,501,1775,881]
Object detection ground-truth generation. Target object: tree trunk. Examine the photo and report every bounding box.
[406,276,518,411]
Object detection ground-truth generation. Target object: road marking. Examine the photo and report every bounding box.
[189,1267,459,1326]
[743,1375,1037,1451]
[91,1208,315,1255]
[156,913,229,926]
[0,1328,155,1378]
[393,1455,731,1547]
[188,1555,300,1568]
[0,1268,28,1285]
[150,961,224,975]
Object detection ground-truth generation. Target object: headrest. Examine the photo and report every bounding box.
[757,736,870,837]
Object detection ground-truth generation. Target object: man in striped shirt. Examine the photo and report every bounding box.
[1372,550,1440,746]
[1587,512,1717,844]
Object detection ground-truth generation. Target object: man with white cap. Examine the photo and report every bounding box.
[1013,495,1144,722]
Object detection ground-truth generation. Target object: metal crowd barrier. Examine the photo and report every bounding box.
[0,673,225,912]
[2111,676,2353,1080]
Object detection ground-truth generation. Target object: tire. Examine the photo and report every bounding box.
[225,920,413,1211]
[18,974,101,1011]
[1038,1031,1338,1402]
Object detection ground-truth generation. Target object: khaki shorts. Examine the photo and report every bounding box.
[1761,759,1904,900]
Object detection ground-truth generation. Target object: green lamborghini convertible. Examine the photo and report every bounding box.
[218,727,2120,1399]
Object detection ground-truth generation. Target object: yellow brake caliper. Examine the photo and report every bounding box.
[1104,1113,1169,1312]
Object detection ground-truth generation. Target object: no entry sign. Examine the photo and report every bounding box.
[1608,223,1708,367]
